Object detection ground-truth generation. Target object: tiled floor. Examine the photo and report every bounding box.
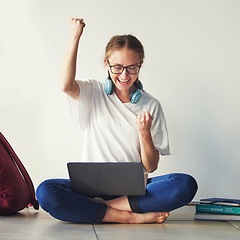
[0,206,239,240]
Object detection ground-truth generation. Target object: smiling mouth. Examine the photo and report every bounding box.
[118,79,130,84]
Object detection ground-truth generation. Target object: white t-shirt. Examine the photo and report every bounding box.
[69,79,170,163]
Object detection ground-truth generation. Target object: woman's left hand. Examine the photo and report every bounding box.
[135,112,153,132]
[135,112,159,173]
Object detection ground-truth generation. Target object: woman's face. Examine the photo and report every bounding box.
[106,48,141,95]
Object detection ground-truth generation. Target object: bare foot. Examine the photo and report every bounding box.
[139,212,169,224]
[102,207,169,224]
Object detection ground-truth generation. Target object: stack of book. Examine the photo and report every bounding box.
[194,198,240,221]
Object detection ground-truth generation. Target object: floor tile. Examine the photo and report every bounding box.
[94,221,240,240]
[167,205,195,221]
[1,208,240,240]
[229,221,240,230]
[0,209,96,240]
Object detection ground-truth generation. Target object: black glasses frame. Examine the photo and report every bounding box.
[107,60,141,74]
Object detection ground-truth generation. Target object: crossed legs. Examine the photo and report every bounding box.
[97,196,169,223]
[36,173,197,224]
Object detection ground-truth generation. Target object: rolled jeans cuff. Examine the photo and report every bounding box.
[94,203,108,224]
[128,196,143,213]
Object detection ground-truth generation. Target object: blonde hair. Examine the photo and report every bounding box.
[105,34,145,64]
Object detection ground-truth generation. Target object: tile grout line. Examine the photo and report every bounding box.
[227,221,240,230]
[92,225,100,240]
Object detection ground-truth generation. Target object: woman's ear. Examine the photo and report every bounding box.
[104,58,108,65]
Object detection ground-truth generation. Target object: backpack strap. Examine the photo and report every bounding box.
[0,132,39,210]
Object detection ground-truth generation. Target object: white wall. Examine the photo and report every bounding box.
[1,0,240,200]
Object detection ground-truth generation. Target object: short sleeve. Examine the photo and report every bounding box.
[68,80,93,131]
[150,101,170,156]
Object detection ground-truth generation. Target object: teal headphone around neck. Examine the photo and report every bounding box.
[104,78,143,104]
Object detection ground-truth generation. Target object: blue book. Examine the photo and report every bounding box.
[200,198,240,207]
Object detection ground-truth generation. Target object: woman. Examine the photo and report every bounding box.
[36,18,198,224]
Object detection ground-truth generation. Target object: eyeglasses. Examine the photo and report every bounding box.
[107,60,141,74]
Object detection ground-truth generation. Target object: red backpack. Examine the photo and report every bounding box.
[0,132,39,215]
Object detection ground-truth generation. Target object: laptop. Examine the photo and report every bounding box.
[67,162,146,196]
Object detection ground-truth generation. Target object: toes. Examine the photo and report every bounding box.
[161,212,170,217]
[157,212,169,223]
[157,216,167,223]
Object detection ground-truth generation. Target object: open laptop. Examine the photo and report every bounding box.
[67,162,146,196]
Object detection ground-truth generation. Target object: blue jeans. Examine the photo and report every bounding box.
[36,173,197,224]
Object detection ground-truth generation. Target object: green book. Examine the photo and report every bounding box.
[196,204,240,215]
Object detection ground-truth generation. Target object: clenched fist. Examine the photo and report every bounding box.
[136,112,153,132]
[69,18,86,38]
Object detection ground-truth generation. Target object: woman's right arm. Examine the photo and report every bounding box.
[60,18,86,100]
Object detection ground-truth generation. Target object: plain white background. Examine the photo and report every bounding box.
[1,0,240,200]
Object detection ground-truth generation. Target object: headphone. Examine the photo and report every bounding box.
[104,78,143,104]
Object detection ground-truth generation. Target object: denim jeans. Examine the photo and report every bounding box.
[36,173,197,224]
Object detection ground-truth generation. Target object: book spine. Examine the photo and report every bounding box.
[196,204,240,215]
[195,213,240,221]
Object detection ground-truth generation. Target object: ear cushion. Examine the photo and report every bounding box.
[138,81,143,91]
[104,78,113,95]
[130,89,143,104]
[130,80,143,103]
